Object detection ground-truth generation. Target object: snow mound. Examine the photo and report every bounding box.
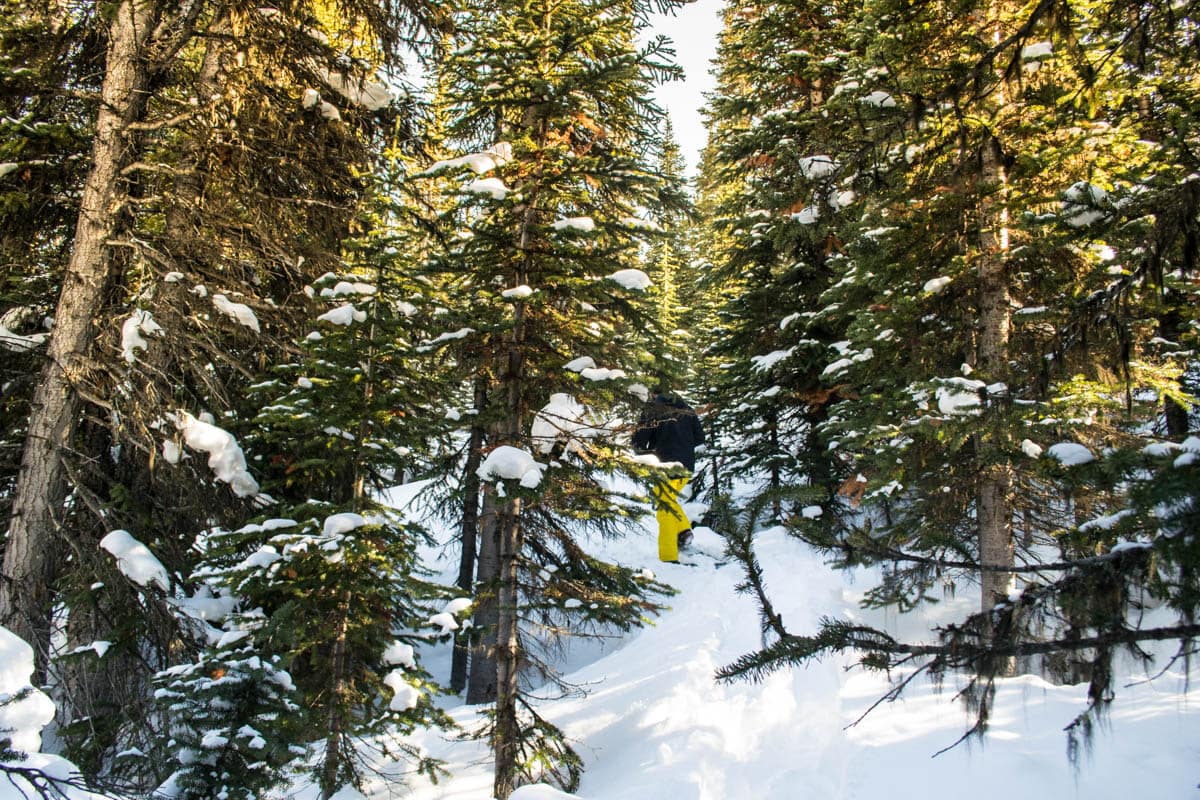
[1047,442,1095,466]
[174,411,260,497]
[477,445,544,488]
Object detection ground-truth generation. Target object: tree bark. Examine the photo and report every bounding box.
[1,0,158,670]
[977,135,1014,616]
[465,490,500,704]
[491,497,523,800]
[319,590,352,799]
[451,380,488,694]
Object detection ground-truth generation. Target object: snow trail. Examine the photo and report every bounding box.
[384,483,1200,800]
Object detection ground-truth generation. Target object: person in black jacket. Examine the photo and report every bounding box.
[632,393,705,562]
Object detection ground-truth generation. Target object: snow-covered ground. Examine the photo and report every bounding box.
[385,482,1200,800]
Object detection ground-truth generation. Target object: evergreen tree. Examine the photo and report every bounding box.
[714,0,1200,747]
[422,0,686,794]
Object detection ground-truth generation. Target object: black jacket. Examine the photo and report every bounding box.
[632,394,705,472]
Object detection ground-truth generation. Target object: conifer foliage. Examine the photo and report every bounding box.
[704,0,1200,748]
[422,0,686,795]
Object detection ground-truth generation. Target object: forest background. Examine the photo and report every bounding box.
[1,0,1198,799]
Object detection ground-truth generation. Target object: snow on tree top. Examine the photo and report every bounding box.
[100,530,170,591]
[418,327,474,352]
[605,269,651,291]
[1022,41,1053,60]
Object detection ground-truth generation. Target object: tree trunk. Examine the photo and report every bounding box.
[491,498,523,800]
[1,0,157,671]
[977,134,1014,616]
[451,380,488,694]
[465,490,500,704]
[319,591,352,799]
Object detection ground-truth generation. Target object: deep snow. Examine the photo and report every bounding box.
[382,482,1200,800]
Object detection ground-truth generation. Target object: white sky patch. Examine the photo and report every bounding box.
[606,269,651,291]
[174,411,260,497]
[552,217,596,233]
[463,177,509,200]
[1047,442,1096,466]
[120,309,163,364]
[100,530,170,591]
[318,303,368,326]
[212,294,261,333]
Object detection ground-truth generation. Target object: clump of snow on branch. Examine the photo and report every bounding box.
[318,303,367,326]
[172,411,260,497]
[99,530,170,591]
[477,445,544,489]
[532,393,604,455]
[417,327,474,352]
[502,285,534,299]
[923,276,952,294]
[1047,441,1096,466]
[799,155,838,180]
[552,217,595,233]
[1061,182,1110,227]
[463,177,509,200]
[211,294,260,333]
[120,309,162,363]
[934,377,986,416]
[605,269,651,291]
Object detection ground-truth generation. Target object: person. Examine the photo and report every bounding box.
[632,392,705,562]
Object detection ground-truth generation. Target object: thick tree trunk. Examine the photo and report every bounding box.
[977,136,1014,616]
[1,0,156,670]
[465,490,500,704]
[451,381,488,694]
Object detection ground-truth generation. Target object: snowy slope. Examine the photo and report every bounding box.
[382,485,1200,800]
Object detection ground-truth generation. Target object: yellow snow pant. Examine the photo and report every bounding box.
[652,475,691,562]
